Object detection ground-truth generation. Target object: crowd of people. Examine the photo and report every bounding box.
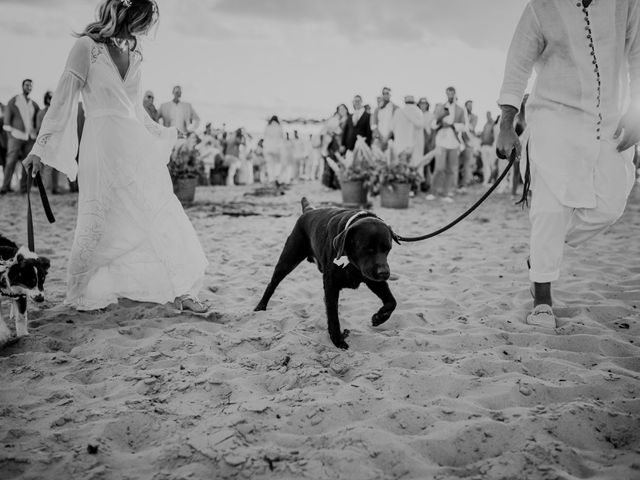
[2,79,638,200]
[0,77,539,199]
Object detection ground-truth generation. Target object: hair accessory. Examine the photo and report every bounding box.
[121,0,132,7]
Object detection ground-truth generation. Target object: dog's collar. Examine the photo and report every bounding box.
[333,211,370,268]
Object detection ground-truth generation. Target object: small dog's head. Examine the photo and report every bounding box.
[2,247,50,302]
[333,217,399,282]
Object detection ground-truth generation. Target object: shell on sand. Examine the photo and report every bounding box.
[0,182,639,479]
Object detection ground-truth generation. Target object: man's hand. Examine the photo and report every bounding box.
[496,105,521,160]
[496,127,521,160]
[22,154,43,176]
[614,106,640,152]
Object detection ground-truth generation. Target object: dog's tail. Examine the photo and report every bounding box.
[301,197,313,213]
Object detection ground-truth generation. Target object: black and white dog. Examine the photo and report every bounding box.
[0,234,50,345]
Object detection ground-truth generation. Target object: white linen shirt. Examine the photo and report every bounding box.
[498,0,640,208]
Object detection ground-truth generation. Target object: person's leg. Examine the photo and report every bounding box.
[460,147,472,187]
[481,145,493,186]
[225,155,240,186]
[431,147,446,196]
[444,148,458,197]
[528,174,573,309]
[565,145,635,247]
[1,137,23,193]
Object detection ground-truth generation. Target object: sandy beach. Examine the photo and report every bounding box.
[1,181,639,480]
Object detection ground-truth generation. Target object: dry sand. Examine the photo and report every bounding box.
[1,181,639,480]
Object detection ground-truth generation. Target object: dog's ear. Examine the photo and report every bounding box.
[388,226,401,245]
[37,257,51,272]
[15,253,24,263]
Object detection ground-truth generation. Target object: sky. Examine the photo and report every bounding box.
[0,0,529,133]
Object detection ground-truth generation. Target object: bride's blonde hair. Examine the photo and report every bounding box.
[77,0,158,44]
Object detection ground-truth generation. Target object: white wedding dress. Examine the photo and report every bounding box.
[31,36,207,310]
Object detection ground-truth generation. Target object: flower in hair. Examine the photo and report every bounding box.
[121,0,132,7]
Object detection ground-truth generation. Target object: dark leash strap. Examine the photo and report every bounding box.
[396,149,518,243]
[26,166,56,252]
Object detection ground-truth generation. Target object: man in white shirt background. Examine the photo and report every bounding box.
[371,86,398,156]
[1,79,40,194]
[497,0,640,328]
[158,85,200,136]
[429,86,468,202]
[390,95,424,166]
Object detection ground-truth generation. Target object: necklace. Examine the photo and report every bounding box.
[110,37,130,52]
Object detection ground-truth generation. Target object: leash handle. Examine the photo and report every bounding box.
[26,165,56,252]
[397,149,518,243]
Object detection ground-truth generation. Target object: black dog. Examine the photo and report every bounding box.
[255,198,398,349]
[0,234,50,344]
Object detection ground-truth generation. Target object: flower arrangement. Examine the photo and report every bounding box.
[168,135,205,184]
[369,161,423,196]
[326,136,381,190]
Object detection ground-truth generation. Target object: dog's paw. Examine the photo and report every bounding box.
[16,327,29,338]
[372,311,392,327]
[331,329,350,350]
[254,304,267,312]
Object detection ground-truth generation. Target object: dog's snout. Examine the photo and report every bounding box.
[376,265,390,280]
[32,293,45,303]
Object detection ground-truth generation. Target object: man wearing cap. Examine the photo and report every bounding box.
[497,0,640,328]
[391,95,424,165]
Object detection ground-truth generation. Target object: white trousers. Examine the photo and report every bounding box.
[480,145,495,186]
[528,147,634,283]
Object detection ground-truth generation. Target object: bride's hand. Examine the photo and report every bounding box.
[22,154,43,176]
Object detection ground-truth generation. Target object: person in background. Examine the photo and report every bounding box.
[263,115,284,184]
[371,86,398,157]
[158,85,200,135]
[417,97,435,192]
[459,99,478,189]
[342,94,372,154]
[391,95,424,166]
[430,86,468,202]
[143,90,158,122]
[1,79,40,194]
[291,130,307,181]
[223,128,244,186]
[479,111,496,186]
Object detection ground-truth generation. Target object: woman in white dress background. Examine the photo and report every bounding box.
[23,0,209,313]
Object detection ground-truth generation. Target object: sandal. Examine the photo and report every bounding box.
[526,304,556,328]
[174,294,209,314]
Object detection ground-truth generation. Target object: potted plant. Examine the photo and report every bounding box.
[168,135,205,205]
[371,161,422,209]
[326,137,380,207]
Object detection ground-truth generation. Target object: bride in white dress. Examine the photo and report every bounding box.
[23,0,209,313]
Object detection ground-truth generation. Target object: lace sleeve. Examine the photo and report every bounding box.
[28,37,91,180]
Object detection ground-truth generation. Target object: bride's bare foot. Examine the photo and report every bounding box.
[174,295,208,314]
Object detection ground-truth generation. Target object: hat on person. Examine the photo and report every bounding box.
[404,95,415,104]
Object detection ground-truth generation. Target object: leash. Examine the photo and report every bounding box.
[26,166,56,252]
[396,149,518,243]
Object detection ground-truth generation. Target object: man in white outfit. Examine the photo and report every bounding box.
[497,0,640,327]
[391,95,424,165]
